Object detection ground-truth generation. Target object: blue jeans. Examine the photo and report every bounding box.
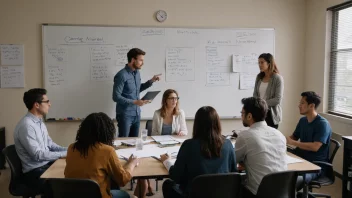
[296,172,321,191]
[116,114,140,137]
[111,190,130,198]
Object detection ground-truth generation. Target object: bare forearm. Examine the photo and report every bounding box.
[123,162,135,174]
[290,141,319,152]
[289,135,298,141]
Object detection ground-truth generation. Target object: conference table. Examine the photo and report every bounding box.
[41,136,320,198]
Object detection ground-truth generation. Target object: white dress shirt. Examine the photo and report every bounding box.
[235,121,287,195]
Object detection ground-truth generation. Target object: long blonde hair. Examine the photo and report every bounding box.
[159,89,180,118]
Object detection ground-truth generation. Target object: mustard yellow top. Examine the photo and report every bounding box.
[64,143,131,198]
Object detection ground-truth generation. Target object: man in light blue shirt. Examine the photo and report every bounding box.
[14,88,67,194]
[113,48,160,137]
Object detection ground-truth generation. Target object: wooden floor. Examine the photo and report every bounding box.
[0,168,343,198]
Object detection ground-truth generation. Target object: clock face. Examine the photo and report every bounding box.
[156,10,167,22]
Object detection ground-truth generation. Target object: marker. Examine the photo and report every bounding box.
[155,73,162,76]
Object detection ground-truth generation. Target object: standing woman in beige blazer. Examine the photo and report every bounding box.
[253,53,284,129]
[152,89,188,136]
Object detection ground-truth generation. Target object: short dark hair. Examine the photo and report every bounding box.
[192,106,223,158]
[127,48,146,63]
[241,97,268,122]
[73,112,116,158]
[23,88,47,110]
[301,91,321,109]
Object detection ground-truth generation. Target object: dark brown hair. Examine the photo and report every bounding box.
[23,88,47,110]
[258,53,279,79]
[192,106,223,158]
[159,89,180,118]
[301,91,321,109]
[127,48,146,63]
[241,97,268,122]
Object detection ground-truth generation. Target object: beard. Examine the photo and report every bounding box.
[299,110,308,115]
[133,62,141,70]
[242,121,249,127]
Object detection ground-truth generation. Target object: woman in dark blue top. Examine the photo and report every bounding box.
[161,106,237,198]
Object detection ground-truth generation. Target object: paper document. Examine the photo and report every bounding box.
[159,140,179,145]
[286,155,304,164]
[116,144,181,159]
[120,139,154,146]
[151,135,175,142]
[171,137,187,143]
[113,140,122,146]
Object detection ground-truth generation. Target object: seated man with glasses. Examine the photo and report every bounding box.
[151,89,188,136]
[14,88,67,195]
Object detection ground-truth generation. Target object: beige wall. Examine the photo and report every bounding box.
[0,0,306,148]
[305,0,351,174]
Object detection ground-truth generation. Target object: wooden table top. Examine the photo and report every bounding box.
[41,136,321,179]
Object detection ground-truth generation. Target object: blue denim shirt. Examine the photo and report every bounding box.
[14,112,67,173]
[113,65,153,116]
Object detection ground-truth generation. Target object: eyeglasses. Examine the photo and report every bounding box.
[40,100,50,104]
[240,111,245,116]
[167,97,179,101]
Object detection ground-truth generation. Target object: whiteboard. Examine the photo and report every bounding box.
[42,25,274,120]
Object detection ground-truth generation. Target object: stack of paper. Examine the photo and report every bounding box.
[171,137,187,143]
[159,140,180,146]
[121,139,154,146]
[116,144,181,159]
[151,135,187,145]
[151,135,175,142]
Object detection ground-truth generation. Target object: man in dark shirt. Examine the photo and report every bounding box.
[286,91,332,190]
[112,48,160,137]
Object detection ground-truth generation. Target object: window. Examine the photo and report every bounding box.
[328,2,352,118]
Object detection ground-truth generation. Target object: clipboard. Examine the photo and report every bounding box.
[141,91,161,101]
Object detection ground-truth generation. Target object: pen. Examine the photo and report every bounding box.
[120,156,128,161]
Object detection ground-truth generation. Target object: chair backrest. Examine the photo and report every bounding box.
[2,145,23,183]
[256,171,298,198]
[46,178,102,198]
[146,120,153,136]
[189,173,241,198]
[328,138,341,164]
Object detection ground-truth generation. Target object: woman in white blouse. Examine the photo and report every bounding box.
[152,89,188,136]
[135,89,187,197]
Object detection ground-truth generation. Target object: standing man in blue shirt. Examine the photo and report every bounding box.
[113,48,160,137]
[14,88,67,194]
[286,91,332,190]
